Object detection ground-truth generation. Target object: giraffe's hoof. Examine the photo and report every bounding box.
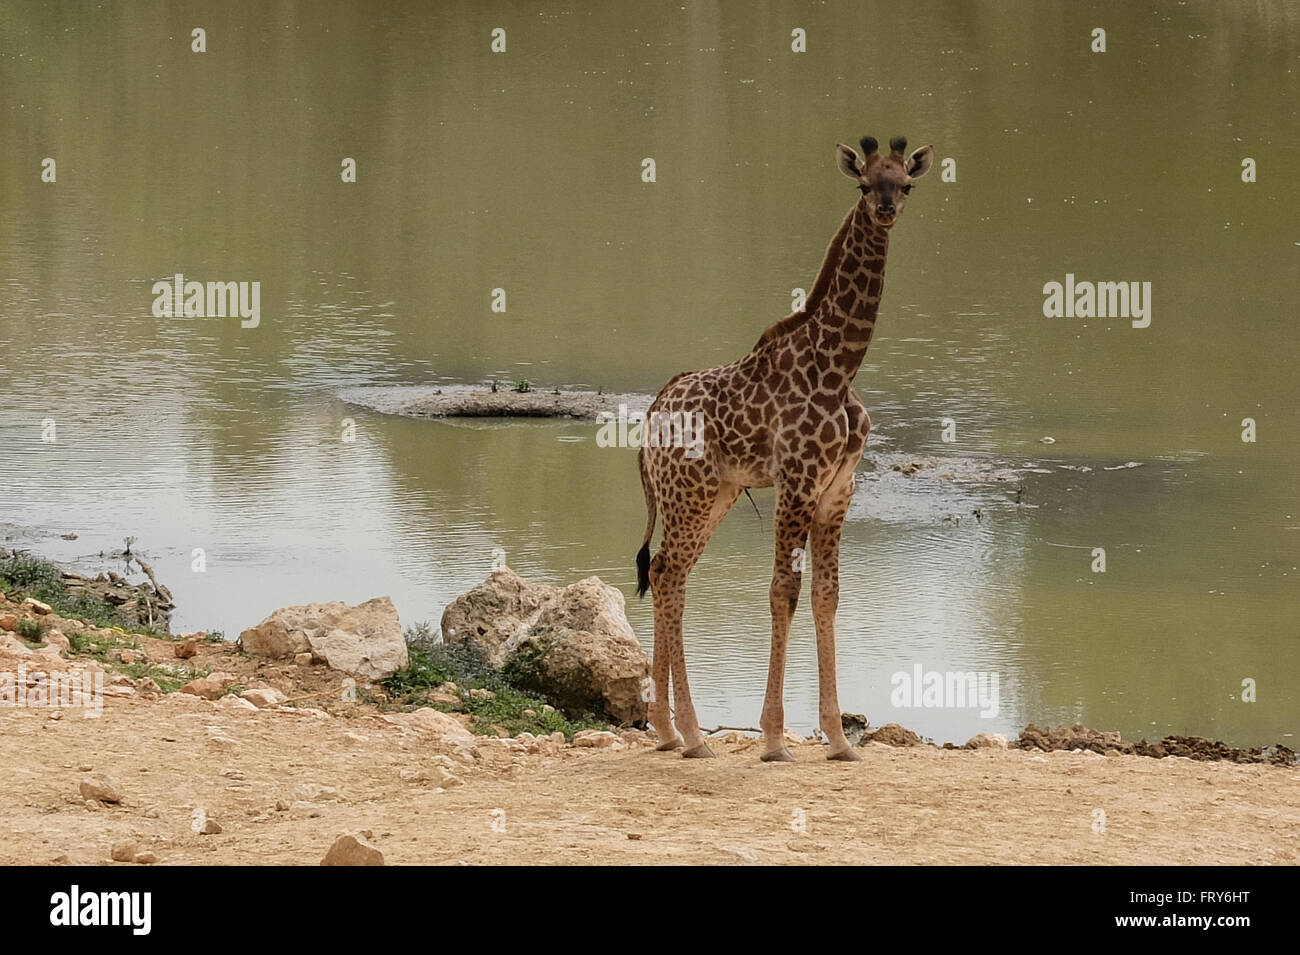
[827,746,862,762]
[682,742,715,759]
[761,746,795,763]
[655,736,685,752]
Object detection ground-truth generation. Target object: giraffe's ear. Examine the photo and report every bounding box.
[907,145,934,179]
[836,143,864,180]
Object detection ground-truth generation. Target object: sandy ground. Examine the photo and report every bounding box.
[4,688,1298,866]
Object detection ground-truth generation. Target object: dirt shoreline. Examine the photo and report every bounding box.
[4,692,1297,866]
[3,565,1296,866]
[2,624,1298,865]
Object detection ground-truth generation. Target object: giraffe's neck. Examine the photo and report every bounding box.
[814,199,891,380]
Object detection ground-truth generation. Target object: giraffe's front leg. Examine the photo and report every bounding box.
[811,462,862,760]
[760,489,815,762]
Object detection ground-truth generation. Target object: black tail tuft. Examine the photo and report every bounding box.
[635,542,651,598]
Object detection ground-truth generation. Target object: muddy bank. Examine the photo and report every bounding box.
[339,384,651,420]
[1014,722,1296,766]
[856,720,1297,766]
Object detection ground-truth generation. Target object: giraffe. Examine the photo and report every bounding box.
[635,135,934,761]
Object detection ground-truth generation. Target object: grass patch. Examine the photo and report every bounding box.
[65,629,140,662]
[118,660,210,694]
[383,623,611,739]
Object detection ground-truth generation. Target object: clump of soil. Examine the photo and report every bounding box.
[1016,723,1124,755]
[863,723,924,747]
[1134,736,1295,765]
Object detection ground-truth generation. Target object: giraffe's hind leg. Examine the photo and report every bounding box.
[650,602,682,751]
[760,481,817,762]
[649,480,741,758]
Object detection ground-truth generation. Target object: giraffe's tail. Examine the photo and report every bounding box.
[636,447,656,598]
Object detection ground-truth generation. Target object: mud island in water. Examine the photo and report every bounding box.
[340,384,651,420]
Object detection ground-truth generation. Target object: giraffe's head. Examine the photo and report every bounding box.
[836,135,934,228]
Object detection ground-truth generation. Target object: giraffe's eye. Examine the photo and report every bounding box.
[902,184,913,195]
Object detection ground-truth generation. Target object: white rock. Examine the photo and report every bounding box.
[216,694,258,712]
[240,687,287,708]
[402,708,478,750]
[238,596,407,681]
[573,730,618,748]
[442,570,651,724]
[292,782,343,803]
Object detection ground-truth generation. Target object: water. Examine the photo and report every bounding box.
[2,1,1297,745]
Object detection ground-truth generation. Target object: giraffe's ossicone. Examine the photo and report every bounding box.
[635,135,934,761]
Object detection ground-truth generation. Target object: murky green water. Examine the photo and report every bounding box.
[2,1,1296,745]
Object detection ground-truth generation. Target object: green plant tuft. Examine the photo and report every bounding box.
[383,622,610,739]
[16,617,46,642]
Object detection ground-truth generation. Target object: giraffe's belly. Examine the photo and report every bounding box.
[724,468,775,489]
[713,441,776,488]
